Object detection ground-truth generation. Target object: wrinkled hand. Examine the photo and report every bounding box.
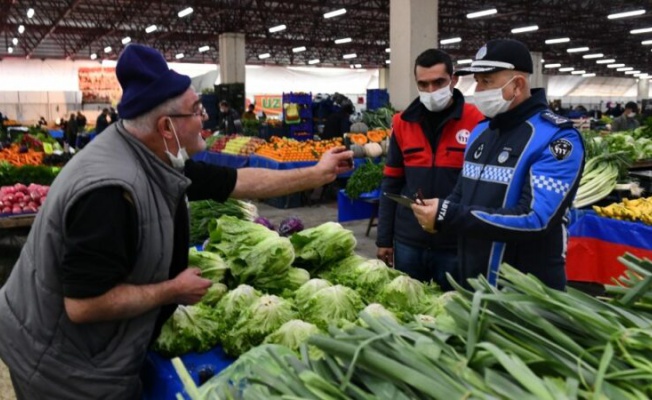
[411,198,439,233]
[170,267,212,305]
[316,146,354,181]
[377,247,394,267]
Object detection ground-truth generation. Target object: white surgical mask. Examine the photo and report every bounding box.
[419,86,453,112]
[627,112,636,118]
[473,76,516,118]
[163,118,189,170]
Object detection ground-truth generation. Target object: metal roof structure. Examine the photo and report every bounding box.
[1,0,651,77]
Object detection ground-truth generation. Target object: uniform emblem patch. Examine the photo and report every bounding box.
[456,129,470,145]
[473,143,484,160]
[549,139,573,160]
[497,150,510,164]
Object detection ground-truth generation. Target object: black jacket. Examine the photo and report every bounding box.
[435,89,585,290]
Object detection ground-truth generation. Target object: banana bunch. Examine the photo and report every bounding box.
[593,197,652,225]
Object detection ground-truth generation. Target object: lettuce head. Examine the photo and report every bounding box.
[294,278,332,309]
[187,248,229,283]
[263,319,321,355]
[379,275,427,315]
[290,222,357,273]
[215,284,261,327]
[153,304,221,357]
[201,282,228,307]
[303,285,364,330]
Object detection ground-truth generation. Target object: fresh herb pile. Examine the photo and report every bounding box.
[345,159,384,199]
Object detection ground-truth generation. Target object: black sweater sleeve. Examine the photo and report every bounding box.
[60,186,137,298]
[184,159,237,202]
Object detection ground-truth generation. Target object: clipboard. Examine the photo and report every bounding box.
[383,192,415,208]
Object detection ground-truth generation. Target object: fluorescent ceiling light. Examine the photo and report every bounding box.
[583,53,604,59]
[559,67,575,72]
[26,8,34,18]
[258,53,271,59]
[12,38,18,46]
[617,67,633,71]
[634,73,649,77]
[292,46,306,53]
[198,45,210,52]
[466,8,497,19]
[343,53,357,59]
[145,25,157,33]
[269,24,286,33]
[385,48,391,53]
[440,37,462,45]
[18,25,25,34]
[511,25,538,33]
[625,70,641,74]
[631,27,652,34]
[104,46,112,53]
[567,47,589,53]
[583,73,596,77]
[324,8,346,19]
[596,59,616,64]
[175,53,184,59]
[354,64,362,68]
[7,47,13,54]
[607,63,625,68]
[334,37,352,44]
[385,59,391,64]
[457,59,473,64]
[121,37,131,45]
[308,59,320,65]
[545,37,570,44]
[608,9,645,19]
[544,63,562,68]
[643,40,652,45]
[570,70,586,74]
[178,7,193,18]
[90,53,97,60]
[541,59,545,63]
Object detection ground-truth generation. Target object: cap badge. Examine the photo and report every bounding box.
[475,45,487,60]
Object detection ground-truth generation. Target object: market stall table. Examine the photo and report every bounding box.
[192,151,249,168]
[566,212,652,285]
[0,214,35,245]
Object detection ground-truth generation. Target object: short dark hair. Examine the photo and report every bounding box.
[625,102,638,113]
[414,49,453,76]
[219,100,229,107]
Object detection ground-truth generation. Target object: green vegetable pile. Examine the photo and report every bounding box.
[344,159,384,199]
[189,199,258,245]
[198,254,652,400]
[0,162,60,187]
[362,105,395,130]
[154,216,443,359]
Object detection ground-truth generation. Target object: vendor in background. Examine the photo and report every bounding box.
[242,104,257,121]
[0,43,353,400]
[610,101,640,132]
[76,111,87,135]
[37,116,47,126]
[65,113,78,147]
[321,100,354,140]
[411,39,584,291]
[218,100,242,134]
[95,108,110,134]
[376,48,483,290]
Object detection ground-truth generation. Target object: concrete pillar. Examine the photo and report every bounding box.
[530,51,544,89]
[218,33,245,84]
[389,0,438,110]
[378,67,390,89]
[637,77,649,102]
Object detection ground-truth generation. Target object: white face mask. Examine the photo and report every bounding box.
[627,112,636,118]
[419,86,453,112]
[163,118,189,170]
[473,76,517,118]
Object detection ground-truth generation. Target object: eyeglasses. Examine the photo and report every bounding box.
[168,105,207,119]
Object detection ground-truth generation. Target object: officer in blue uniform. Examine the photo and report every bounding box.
[411,39,584,290]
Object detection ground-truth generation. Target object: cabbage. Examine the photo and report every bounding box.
[254,216,275,230]
[201,282,228,306]
[303,285,364,330]
[294,278,332,308]
[207,216,295,292]
[290,222,357,273]
[379,276,427,316]
[222,295,297,356]
[215,284,261,327]
[153,304,220,357]
[263,319,321,355]
[187,248,229,283]
[278,216,304,236]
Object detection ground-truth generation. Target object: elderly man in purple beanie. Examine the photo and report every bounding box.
[0,44,353,399]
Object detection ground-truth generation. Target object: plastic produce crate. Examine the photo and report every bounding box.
[366,89,390,111]
[337,189,380,222]
[142,346,235,400]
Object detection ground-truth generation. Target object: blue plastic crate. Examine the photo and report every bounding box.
[337,189,379,222]
[366,89,390,111]
[282,92,313,105]
[142,346,235,400]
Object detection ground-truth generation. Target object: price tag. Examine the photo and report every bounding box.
[43,142,54,154]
